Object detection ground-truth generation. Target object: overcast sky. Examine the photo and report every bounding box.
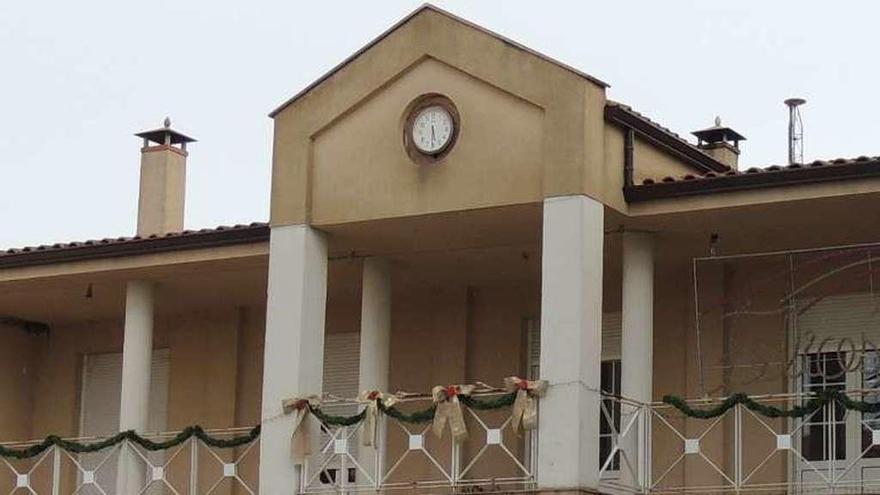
[1,1,877,249]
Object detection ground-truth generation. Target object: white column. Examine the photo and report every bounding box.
[537,195,604,490]
[621,231,654,488]
[358,258,391,392]
[117,280,155,494]
[260,224,329,494]
[357,258,391,482]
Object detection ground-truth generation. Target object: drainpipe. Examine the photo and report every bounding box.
[624,127,635,186]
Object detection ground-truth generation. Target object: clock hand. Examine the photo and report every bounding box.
[431,125,436,147]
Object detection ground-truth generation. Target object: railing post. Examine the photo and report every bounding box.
[51,446,60,495]
[826,400,832,488]
[340,426,348,492]
[637,402,645,493]
[375,416,385,490]
[452,436,461,486]
[530,426,539,485]
[189,437,198,494]
[735,403,742,491]
[645,403,652,494]
[829,400,836,488]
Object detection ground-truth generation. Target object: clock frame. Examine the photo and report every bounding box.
[403,94,460,165]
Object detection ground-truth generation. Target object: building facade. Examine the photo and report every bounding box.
[2,5,880,494]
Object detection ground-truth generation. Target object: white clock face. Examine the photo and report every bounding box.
[411,105,454,154]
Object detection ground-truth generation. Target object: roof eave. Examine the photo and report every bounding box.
[605,104,730,174]
[625,160,880,202]
[0,225,269,270]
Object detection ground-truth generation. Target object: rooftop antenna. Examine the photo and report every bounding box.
[784,98,806,164]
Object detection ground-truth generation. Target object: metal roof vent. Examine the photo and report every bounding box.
[784,98,806,165]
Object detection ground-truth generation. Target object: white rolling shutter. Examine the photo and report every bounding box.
[79,349,170,435]
[323,333,361,402]
[527,312,623,378]
[798,294,880,349]
[78,349,169,491]
[320,332,361,484]
[601,312,623,360]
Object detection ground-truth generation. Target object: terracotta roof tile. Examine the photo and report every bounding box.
[0,223,269,268]
[627,156,880,202]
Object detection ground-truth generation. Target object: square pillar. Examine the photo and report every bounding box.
[259,225,329,494]
[537,195,604,490]
[621,231,654,488]
[357,257,392,482]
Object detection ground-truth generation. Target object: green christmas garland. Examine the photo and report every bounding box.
[0,391,517,459]
[310,391,520,427]
[0,425,260,460]
[663,390,880,419]
[21,388,877,460]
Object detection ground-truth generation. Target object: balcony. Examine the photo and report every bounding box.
[0,427,260,494]
[0,389,539,494]
[299,390,536,494]
[600,389,880,494]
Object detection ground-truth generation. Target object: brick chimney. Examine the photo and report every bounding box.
[133,118,196,236]
[692,117,745,170]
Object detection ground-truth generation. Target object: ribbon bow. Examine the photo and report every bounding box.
[431,384,475,443]
[281,395,320,463]
[358,390,399,447]
[504,377,548,434]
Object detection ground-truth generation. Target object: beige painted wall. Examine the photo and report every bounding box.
[632,137,700,184]
[0,323,40,441]
[19,306,265,441]
[270,8,615,226]
[310,57,544,225]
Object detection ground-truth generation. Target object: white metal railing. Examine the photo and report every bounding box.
[0,427,259,494]
[299,392,537,494]
[599,390,880,494]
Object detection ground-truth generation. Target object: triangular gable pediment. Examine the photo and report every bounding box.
[269,3,607,118]
[269,4,613,226]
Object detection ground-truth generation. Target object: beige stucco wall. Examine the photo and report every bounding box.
[0,323,40,441]
[20,306,265,441]
[310,57,544,225]
[137,146,187,236]
[632,137,701,184]
[270,8,616,227]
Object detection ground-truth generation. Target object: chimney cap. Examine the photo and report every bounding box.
[135,118,197,146]
[692,117,746,146]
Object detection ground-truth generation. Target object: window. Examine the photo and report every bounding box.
[863,351,880,457]
[600,360,621,470]
[801,352,846,461]
[319,332,360,485]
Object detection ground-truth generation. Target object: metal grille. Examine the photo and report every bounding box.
[599,391,880,494]
[0,428,259,494]
[299,392,537,494]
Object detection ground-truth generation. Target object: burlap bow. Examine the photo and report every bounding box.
[281,395,320,463]
[504,376,548,434]
[431,384,476,443]
[359,390,399,447]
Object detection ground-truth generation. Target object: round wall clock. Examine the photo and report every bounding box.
[403,95,459,164]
